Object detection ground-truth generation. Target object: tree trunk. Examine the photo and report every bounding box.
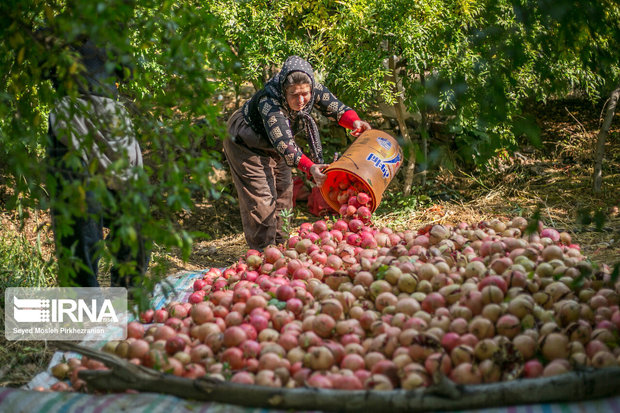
[250,78,263,93]
[593,83,620,193]
[250,64,274,92]
[388,55,415,197]
[419,71,429,187]
[53,342,620,412]
[233,82,240,110]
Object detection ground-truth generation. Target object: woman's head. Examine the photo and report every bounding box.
[283,71,312,111]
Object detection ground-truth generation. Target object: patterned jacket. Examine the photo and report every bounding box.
[241,56,359,172]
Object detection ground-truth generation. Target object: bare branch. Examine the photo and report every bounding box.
[593,84,620,193]
[53,342,620,412]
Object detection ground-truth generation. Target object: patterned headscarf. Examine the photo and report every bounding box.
[263,56,323,163]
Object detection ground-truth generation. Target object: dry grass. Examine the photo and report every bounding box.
[0,310,56,388]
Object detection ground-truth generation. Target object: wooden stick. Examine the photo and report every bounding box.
[54,342,620,412]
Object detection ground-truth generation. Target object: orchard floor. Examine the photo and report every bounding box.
[0,97,618,401]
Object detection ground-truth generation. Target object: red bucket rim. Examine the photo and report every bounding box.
[320,168,378,213]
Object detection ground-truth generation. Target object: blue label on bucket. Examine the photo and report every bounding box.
[377,137,392,150]
[367,152,401,178]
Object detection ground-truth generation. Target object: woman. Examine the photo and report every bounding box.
[224,55,371,250]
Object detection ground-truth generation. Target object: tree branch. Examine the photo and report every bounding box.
[388,55,415,197]
[53,342,620,412]
[593,83,620,193]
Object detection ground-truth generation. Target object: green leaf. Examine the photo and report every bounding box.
[268,298,286,310]
[611,264,619,283]
[525,209,541,235]
[375,264,389,280]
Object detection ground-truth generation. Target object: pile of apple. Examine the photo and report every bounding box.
[42,214,619,392]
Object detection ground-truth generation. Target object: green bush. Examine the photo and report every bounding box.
[0,229,56,307]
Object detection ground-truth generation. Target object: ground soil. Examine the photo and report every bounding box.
[0,96,618,389]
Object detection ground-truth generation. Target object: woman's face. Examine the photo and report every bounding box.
[285,83,312,111]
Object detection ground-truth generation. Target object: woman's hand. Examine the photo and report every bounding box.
[310,164,328,187]
[350,120,372,137]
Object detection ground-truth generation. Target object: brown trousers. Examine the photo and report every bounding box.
[223,109,293,250]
